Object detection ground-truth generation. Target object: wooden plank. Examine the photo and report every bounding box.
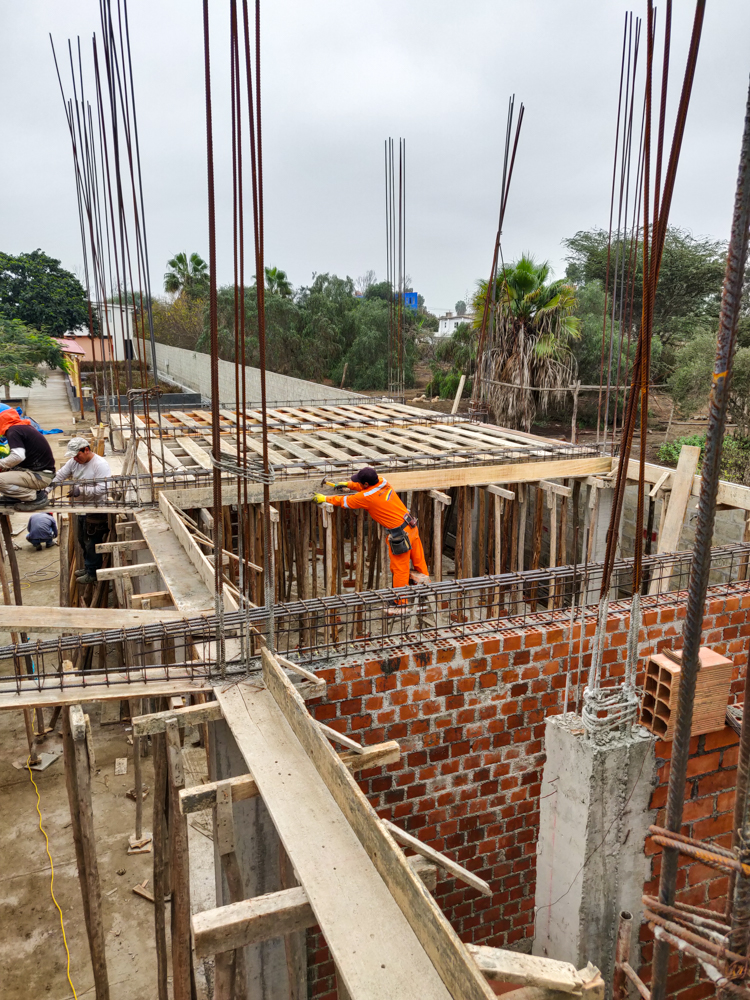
[132,700,223,736]
[135,509,214,613]
[164,456,613,510]
[178,741,401,814]
[259,650,495,1000]
[95,538,150,553]
[465,945,583,993]
[382,820,491,896]
[215,680,453,1000]
[96,561,158,581]
[178,435,213,470]
[193,886,314,958]
[0,604,188,634]
[655,444,701,553]
[0,674,211,710]
[625,456,750,511]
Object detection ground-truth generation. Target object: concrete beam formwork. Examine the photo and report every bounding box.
[533,715,656,988]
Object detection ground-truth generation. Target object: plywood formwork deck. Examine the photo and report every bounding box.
[112,401,600,480]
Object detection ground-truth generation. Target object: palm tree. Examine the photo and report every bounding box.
[263,266,293,298]
[472,255,579,430]
[164,252,209,298]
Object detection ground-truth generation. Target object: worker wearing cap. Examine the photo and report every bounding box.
[313,467,429,599]
[49,438,112,585]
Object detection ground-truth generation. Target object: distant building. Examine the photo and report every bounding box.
[436,311,472,338]
[67,301,138,361]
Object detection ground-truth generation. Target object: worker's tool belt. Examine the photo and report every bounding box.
[387,513,417,555]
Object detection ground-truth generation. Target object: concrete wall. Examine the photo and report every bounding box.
[303,584,749,1000]
[139,341,357,406]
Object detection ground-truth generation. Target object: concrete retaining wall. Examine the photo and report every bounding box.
[139,341,357,407]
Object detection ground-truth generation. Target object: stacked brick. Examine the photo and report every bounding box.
[304,584,750,1000]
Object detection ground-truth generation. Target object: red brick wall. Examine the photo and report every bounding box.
[639,727,741,1000]
[304,584,750,1000]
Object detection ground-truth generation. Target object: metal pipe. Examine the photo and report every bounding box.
[651,66,750,1000]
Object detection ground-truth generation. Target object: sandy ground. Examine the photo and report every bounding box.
[0,372,214,1000]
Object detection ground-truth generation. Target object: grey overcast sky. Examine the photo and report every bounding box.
[1,1,749,316]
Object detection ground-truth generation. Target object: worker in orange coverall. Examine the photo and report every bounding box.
[313,466,429,606]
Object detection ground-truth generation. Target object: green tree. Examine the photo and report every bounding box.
[669,332,750,435]
[473,255,579,430]
[0,317,67,398]
[263,266,293,298]
[0,249,91,336]
[455,300,467,316]
[164,252,209,298]
[564,227,725,351]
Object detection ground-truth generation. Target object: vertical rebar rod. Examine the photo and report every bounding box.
[650,69,750,1000]
[202,0,226,674]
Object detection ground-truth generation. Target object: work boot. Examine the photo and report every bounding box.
[75,568,89,579]
[77,572,97,585]
[14,490,49,512]
[34,544,42,552]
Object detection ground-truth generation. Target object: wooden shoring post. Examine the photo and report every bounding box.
[62,705,110,1000]
[355,509,365,591]
[165,718,194,1000]
[1,515,45,737]
[556,482,568,608]
[529,487,544,605]
[213,780,248,1000]
[571,380,580,443]
[379,524,387,590]
[59,514,70,608]
[279,842,307,1000]
[366,518,377,590]
[69,512,79,608]
[336,508,345,593]
[429,489,451,583]
[310,506,318,600]
[546,488,557,610]
[516,483,527,575]
[128,697,151,853]
[0,526,36,758]
[455,486,464,579]
[478,486,486,578]
[740,509,750,581]
[152,727,169,1000]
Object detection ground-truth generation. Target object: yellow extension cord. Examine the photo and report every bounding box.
[26,756,79,1000]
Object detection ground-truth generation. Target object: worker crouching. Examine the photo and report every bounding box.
[314,466,429,608]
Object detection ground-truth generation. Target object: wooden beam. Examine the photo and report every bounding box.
[215,678,456,1000]
[132,700,223,736]
[538,480,573,498]
[96,561,158,581]
[0,675,212,710]
[625,455,750,511]
[258,649,495,1000]
[192,886,314,959]
[162,456,612,510]
[178,741,401,814]
[487,484,515,500]
[465,944,596,994]
[95,538,150,553]
[276,653,326,695]
[429,489,451,505]
[0,604,188,635]
[382,820,491,896]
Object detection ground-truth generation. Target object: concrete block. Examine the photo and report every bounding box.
[533,715,656,989]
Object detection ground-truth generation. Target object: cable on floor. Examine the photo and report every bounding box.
[26,756,78,999]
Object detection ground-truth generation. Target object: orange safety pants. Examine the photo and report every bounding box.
[388,523,429,595]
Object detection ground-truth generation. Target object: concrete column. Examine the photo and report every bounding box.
[533,715,656,987]
[209,719,292,1000]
